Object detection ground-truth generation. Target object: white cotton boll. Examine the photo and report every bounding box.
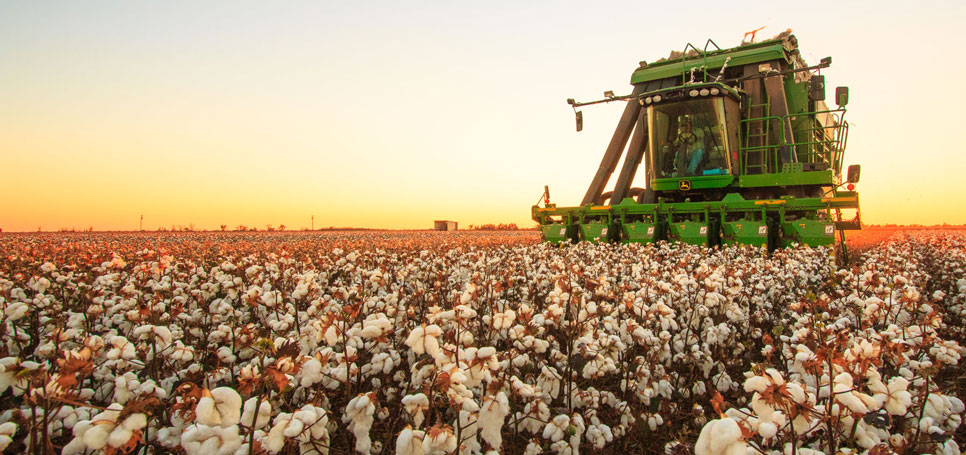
[492,310,516,330]
[479,392,510,451]
[0,423,15,452]
[216,425,242,454]
[61,437,87,455]
[925,394,947,420]
[198,434,221,454]
[107,426,133,448]
[694,417,744,455]
[283,418,304,438]
[301,358,324,388]
[835,388,870,414]
[266,419,288,453]
[211,387,242,427]
[421,425,457,455]
[344,394,376,453]
[406,325,442,358]
[121,413,147,431]
[196,396,220,426]
[0,423,16,438]
[478,346,496,359]
[82,425,111,449]
[323,325,339,346]
[948,395,965,415]
[395,426,423,455]
[765,369,785,385]
[543,414,569,442]
[758,421,777,439]
[241,398,272,430]
[403,393,430,427]
[216,346,236,364]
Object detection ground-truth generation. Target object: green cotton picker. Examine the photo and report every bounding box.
[533,31,861,257]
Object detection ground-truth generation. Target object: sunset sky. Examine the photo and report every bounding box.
[2,1,964,231]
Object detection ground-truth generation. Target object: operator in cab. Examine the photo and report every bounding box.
[670,115,706,177]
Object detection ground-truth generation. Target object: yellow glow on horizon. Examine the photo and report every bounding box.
[3,2,965,232]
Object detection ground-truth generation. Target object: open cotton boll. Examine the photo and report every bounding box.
[492,310,516,330]
[121,413,147,431]
[405,325,442,357]
[301,358,324,388]
[542,414,570,442]
[421,424,457,455]
[82,424,112,450]
[758,421,777,439]
[871,376,912,415]
[210,387,242,427]
[360,313,392,339]
[402,393,430,427]
[479,392,510,451]
[266,415,300,453]
[0,422,16,451]
[395,426,424,455]
[196,396,219,426]
[343,394,376,453]
[107,426,133,448]
[181,424,242,455]
[694,417,746,455]
[241,398,272,430]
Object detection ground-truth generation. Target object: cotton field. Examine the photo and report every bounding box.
[0,230,964,455]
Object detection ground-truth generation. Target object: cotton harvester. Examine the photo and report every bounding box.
[532,32,861,254]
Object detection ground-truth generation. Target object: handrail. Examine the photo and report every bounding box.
[704,39,721,52]
[679,42,708,85]
[738,108,848,175]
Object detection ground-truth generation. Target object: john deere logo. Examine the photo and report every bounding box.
[678,180,691,191]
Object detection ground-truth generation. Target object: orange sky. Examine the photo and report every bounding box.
[3,1,965,231]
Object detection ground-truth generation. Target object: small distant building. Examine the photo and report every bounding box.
[434,220,458,231]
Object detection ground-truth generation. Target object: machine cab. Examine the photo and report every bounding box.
[644,83,741,190]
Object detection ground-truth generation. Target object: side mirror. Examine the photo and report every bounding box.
[835,86,849,107]
[575,111,583,132]
[809,75,825,101]
[847,164,861,183]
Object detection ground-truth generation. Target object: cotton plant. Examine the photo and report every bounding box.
[195,387,243,427]
[62,404,147,454]
[477,392,510,452]
[405,324,443,358]
[1,229,966,454]
[344,393,376,453]
[266,405,330,454]
[395,426,425,455]
[421,424,457,455]
[402,393,430,428]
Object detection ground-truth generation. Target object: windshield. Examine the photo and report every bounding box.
[649,98,732,178]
